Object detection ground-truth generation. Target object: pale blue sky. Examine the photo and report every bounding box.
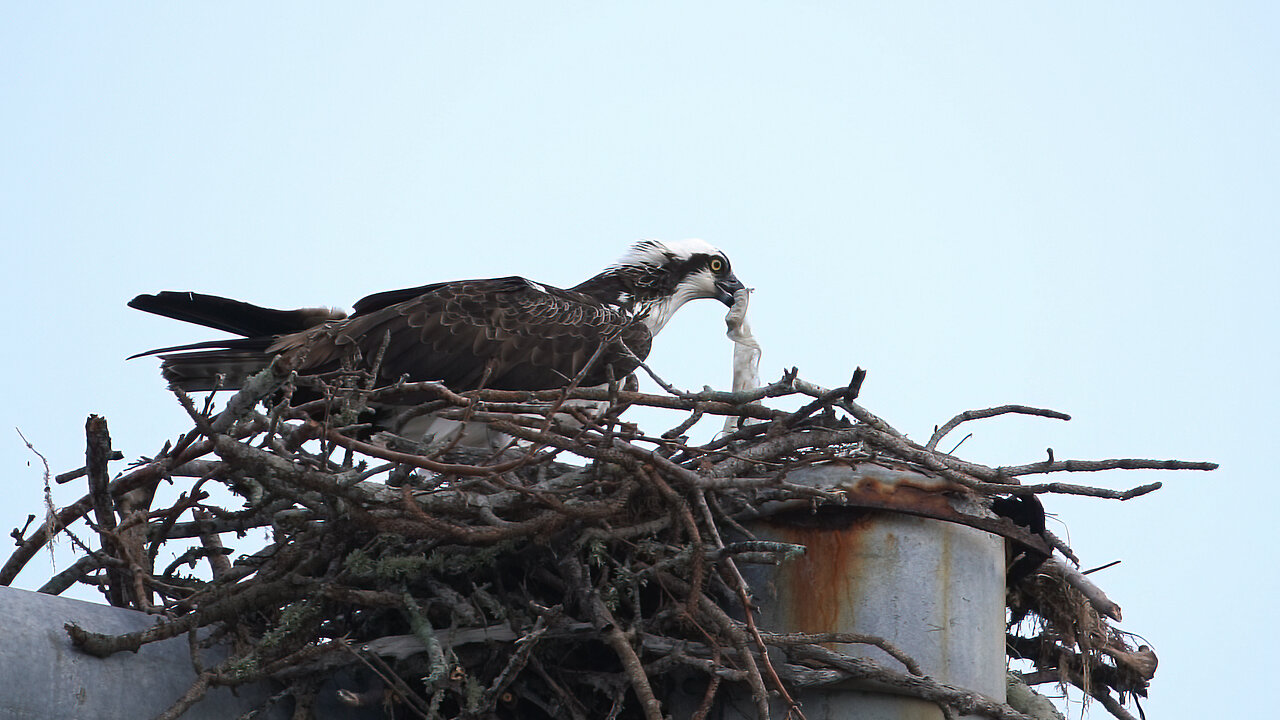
[3,4,1276,718]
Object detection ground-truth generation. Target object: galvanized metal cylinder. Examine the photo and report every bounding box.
[0,586,382,720]
[678,463,1007,719]
[0,585,278,719]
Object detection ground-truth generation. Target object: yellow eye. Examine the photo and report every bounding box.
[709,258,724,272]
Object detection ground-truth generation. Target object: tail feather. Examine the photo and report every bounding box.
[158,348,273,392]
[127,336,270,360]
[128,291,345,338]
[129,291,346,391]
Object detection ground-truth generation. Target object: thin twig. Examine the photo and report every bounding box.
[928,406,1072,451]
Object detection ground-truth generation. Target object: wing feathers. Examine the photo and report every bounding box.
[136,277,651,393]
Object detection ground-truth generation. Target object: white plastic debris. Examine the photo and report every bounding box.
[723,288,761,433]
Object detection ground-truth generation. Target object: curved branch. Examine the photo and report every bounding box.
[927,405,1071,451]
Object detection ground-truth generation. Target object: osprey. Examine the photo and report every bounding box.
[129,239,744,439]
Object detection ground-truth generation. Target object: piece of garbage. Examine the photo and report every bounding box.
[723,287,761,433]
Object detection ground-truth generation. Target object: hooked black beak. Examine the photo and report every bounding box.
[714,273,746,306]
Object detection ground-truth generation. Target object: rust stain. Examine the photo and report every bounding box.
[820,474,1051,555]
[842,476,960,517]
[771,513,876,636]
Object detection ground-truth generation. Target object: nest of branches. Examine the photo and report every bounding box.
[5,363,1214,720]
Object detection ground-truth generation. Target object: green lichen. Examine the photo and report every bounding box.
[258,599,319,651]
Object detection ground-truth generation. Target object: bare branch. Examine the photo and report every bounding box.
[928,405,1072,451]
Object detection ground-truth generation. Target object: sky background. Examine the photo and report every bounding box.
[2,4,1276,718]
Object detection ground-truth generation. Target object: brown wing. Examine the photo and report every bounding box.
[270,277,651,390]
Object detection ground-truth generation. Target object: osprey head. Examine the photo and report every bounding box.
[605,238,746,334]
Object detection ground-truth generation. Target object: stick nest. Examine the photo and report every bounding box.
[5,365,1213,720]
